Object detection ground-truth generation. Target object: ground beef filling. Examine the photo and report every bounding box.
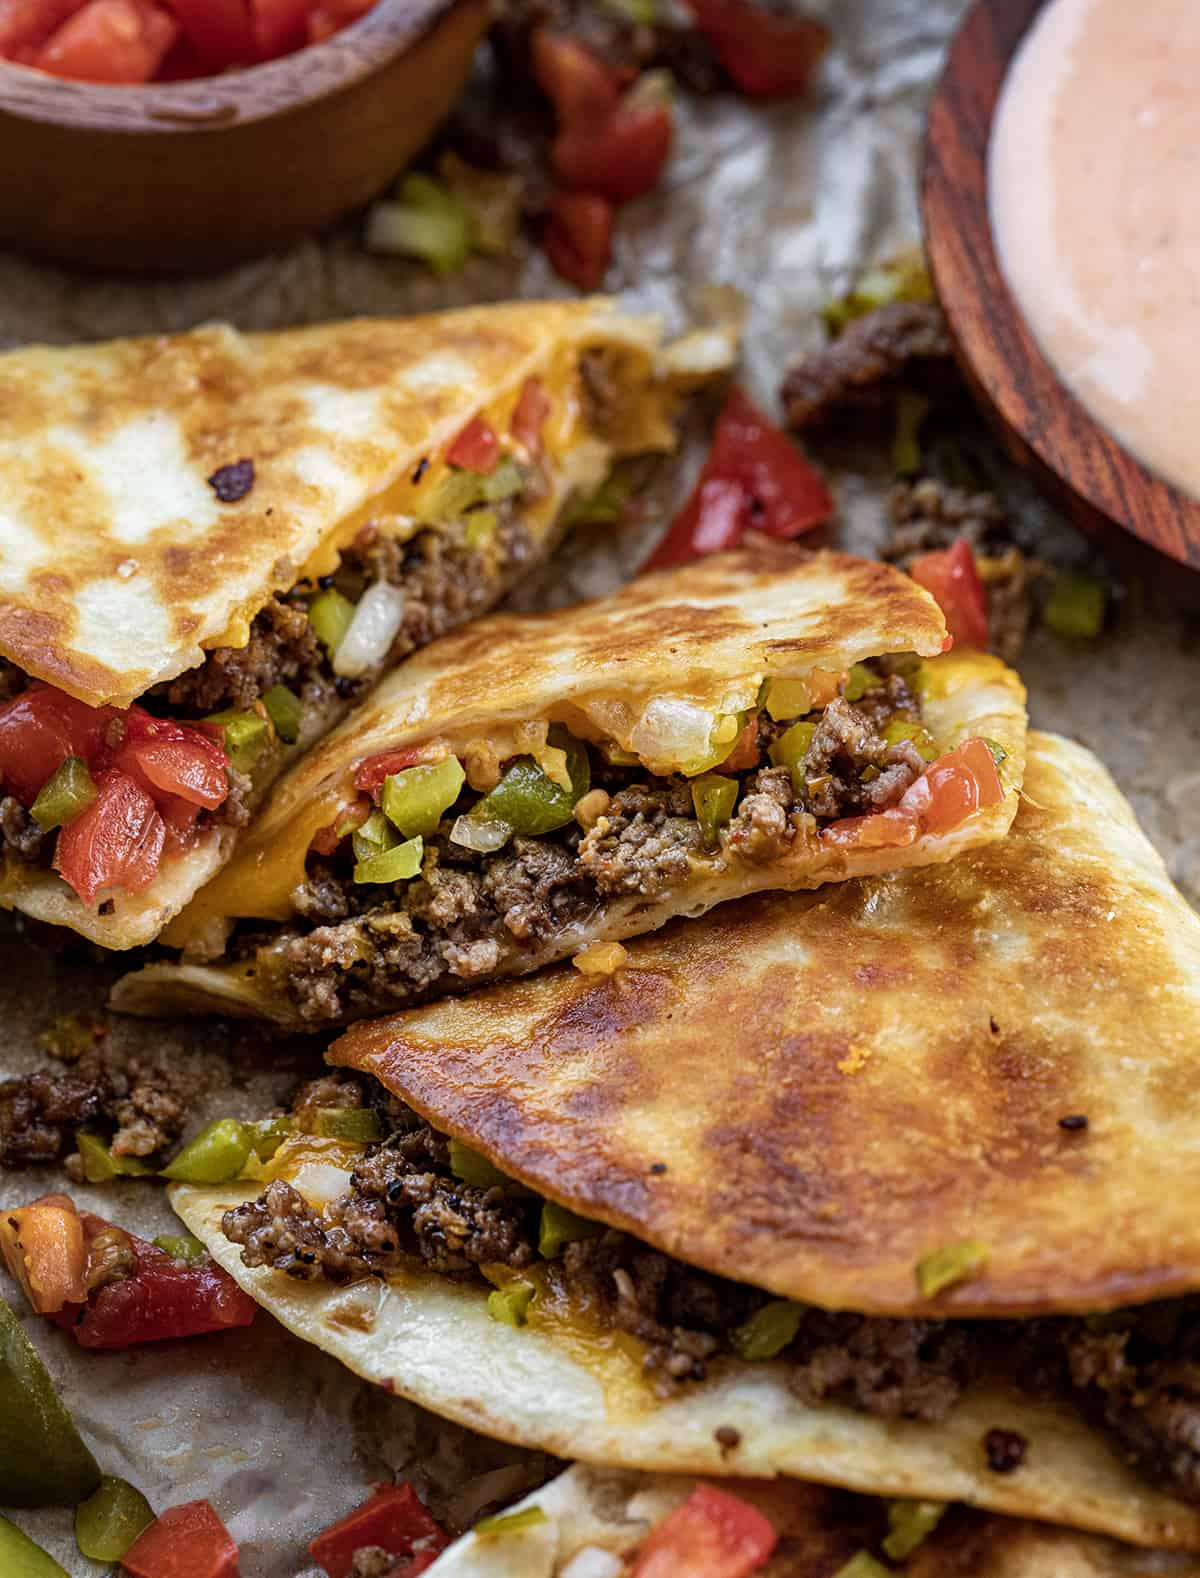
[222,1087,1200,1504]
[0,1045,185,1169]
[255,672,926,1023]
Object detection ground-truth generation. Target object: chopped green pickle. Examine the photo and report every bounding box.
[75,1476,154,1562]
[474,1505,549,1537]
[309,1108,384,1144]
[832,1553,891,1578]
[247,1116,292,1162]
[882,718,938,761]
[74,1132,155,1184]
[538,1200,602,1260]
[152,1234,206,1265]
[262,684,303,745]
[983,738,1008,766]
[0,1296,101,1507]
[477,457,525,504]
[161,1119,254,1185]
[30,757,97,832]
[309,587,357,654]
[690,774,738,849]
[449,1138,512,1190]
[915,1239,989,1298]
[352,809,399,864]
[0,1516,68,1578]
[882,1499,947,1560]
[843,663,883,702]
[465,509,499,550]
[729,1299,804,1361]
[203,708,270,773]
[769,720,817,791]
[474,734,589,837]
[486,1283,536,1328]
[366,174,472,277]
[822,251,934,337]
[353,834,424,886]
[1043,570,1106,640]
[564,466,637,528]
[892,389,931,476]
[381,756,466,840]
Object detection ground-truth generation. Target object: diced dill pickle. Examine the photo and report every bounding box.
[768,720,817,791]
[381,756,466,840]
[983,738,1007,766]
[161,1119,254,1185]
[821,251,934,337]
[1042,570,1106,639]
[0,1515,68,1577]
[74,1132,154,1184]
[353,835,424,886]
[538,1200,602,1260]
[843,664,883,703]
[892,389,931,476]
[151,1235,206,1265]
[563,466,637,528]
[0,1295,101,1507]
[449,1139,512,1189]
[486,1283,535,1328]
[247,1117,292,1161]
[352,810,398,864]
[465,509,498,550]
[882,1500,946,1560]
[31,757,96,832]
[203,709,270,773]
[831,1553,891,1578]
[915,1239,988,1298]
[729,1299,804,1361]
[309,1108,384,1144]
[262,684,303,745]
[75,1476,155,1563]
[690,774,738,849]
[477,457,525,503]
[309,587,357,654]
[366,173,471,277]
[474,1505,549,1536]
[473,736,588,836]
[764,678,812,722]
[881,718,937,761]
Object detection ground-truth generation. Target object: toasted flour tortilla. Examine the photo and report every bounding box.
[173,735,1200,1549]
[0,300,694,949]
[425,1465,1200,1576]
[115,547,1027,1023]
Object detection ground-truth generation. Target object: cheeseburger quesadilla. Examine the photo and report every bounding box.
[173,733,1200,1550]
[426,1464,1200,1577]
[0,299,705,949]
[115,545,1026,1025]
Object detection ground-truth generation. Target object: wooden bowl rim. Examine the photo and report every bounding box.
[0,0,463,132]
[921,0,1200,571]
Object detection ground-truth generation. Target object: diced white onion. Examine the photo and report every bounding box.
[450,815,511,853]
[332,583,406,678]
[286,1162,353,1213]
[629,697,715,769]
[560,1549,624,1578]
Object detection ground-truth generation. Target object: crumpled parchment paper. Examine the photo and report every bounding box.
[1,1,1198,1571]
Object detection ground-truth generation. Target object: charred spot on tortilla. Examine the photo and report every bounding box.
[1058,1114,1089,1132]
[207,458,256,503]
[984,1430,1028,1474]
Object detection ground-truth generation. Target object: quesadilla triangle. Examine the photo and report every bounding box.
[423,1464,1200,1577]
[0,300,714,950]
[113,545,1027,1026]
[173,733,1200,1551]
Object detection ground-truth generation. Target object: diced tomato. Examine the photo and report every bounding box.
[644,387,834,569]
[121,1499,239,1578]
[53,768,165,903]
[687,0,830,99]
[632,1485,778,1578]
[821,737,1005,850]
[530,27,621,124]
[718,717,760,772]
[310,1485,448,1578]
[112,725,229,810]
[32,0,178,83]
[47,1212,256,1349]
[511,377,552,460]
[311,795,370,855]
[544,192,614,291]
[0,1193,89,1315]
[909,537,989,651]
[248,0,310,57]
[354,746,433,798]
[163,0,252,68]
[0,683,114,805]
[445,415,500,476]
[552,100,673,204]
[0,0,85,54]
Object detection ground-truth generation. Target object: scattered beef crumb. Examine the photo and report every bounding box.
[781,301,955,432]
[983,1428,1028,1473]
[207,458,256,503]
[1058,1114,1089,1132]
[714,1425,742,1450]
[0,797,46,861]
[649,1162,667,1175]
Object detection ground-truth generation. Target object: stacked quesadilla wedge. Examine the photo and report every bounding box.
[115,545,1026,1025]
[0,299,706,948]
[173,732,1200,1550]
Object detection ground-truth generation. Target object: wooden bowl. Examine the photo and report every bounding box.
[0,0,489,276]
[921,0,1200,576]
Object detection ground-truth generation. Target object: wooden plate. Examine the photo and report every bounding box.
[0,0,489,276]
[922,0,1200,576]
